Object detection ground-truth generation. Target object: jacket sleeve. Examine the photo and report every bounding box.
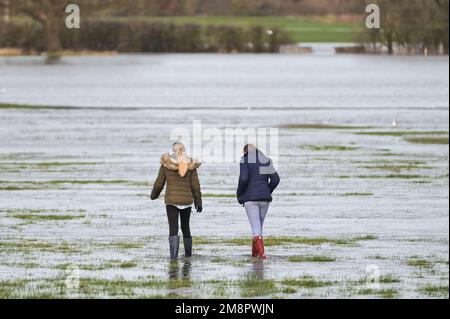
[237,162,249,196]
[190,168,202,209]
[268,162,280,193]
[150,165,166,200]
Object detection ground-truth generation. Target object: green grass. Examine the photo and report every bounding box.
[0,241,78,253]
[378,275,401,284]
[358,288,398,299]
[0,162,101,169]
[0,179,148,189]
[282,124,371,130]
[301,145,359,152]
[0,103,69,109]
[99,16,361,43]
[420,284,449,298]
[203,193,235,198]
[218,235,377,247]
[357,174,426,180]
[361,164,433,173]
[281,287,297,294]
[282,275,334,288]
[239,276,278,298]
[405,137,449,145]
[288,255,336,263]
[10,214,85,221]
[407,258,432,269]
[356,131,449,137]
[343,192,374,196]
[119,262,137,269]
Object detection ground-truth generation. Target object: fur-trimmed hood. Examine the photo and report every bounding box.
[160,153,201,171]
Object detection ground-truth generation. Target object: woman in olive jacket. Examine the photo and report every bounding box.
[150,142,202,260]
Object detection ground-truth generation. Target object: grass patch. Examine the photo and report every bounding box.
[405,137,449,145]
[104,16,361,43]
[239,275,278,298]
[221,235,377,247]
[0,162,101,169]
[356,131,448,137]
[282,287,297,294]
[301,145,359,151]
[353,235,378,241]
[420,284,449,298]
[288,255,336,263]
[203,193,235,198]
[379,275,401,284]
[343,192,374,196]
[0,241,78,253]
[10,214,85,221]
[406,258,432,269]
[211,257,228,263]
[119,262,137,269]
[361,164,433,173]
[282,275,334,288]
[357,174,426,180]
[194,237,216,245]
[358,288,398,298]
[282,124,371,130]
[78,277,167,296]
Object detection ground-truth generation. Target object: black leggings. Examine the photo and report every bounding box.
[166,205,192,238]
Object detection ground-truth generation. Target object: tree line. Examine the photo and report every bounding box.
[0,0,448,54]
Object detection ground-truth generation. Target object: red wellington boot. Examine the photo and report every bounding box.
[252,237,258,257]
[255,236,267,260]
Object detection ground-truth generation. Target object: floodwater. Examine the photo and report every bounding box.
[0,54,448,299]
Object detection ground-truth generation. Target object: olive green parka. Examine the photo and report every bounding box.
[150,153,202,208]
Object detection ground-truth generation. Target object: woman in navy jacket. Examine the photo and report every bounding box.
[237,144,280,259]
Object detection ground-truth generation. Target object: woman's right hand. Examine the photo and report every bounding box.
[196,207,203,213]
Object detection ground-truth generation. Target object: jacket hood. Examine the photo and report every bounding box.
[242,150,271,166]
[160,153,201,171]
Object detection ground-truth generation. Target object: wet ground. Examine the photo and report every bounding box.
[0,106,448,298]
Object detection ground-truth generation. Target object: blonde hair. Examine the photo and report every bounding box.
[172,142,189,177]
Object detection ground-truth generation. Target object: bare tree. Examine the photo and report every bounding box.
[14,0,70,54]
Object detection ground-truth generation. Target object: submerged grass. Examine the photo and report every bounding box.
[405,137,449,145]
[0,241,78,254]
[10,214,85,221]
[0,179,147,186]
[362,165,433,173]
[282,275,334,288]
[216,235,378,247]
[203,193,235,198]
[301,145,359,152]
[282,124,372,130]
[356,131,448,137]
[357,174,427,180]
[419,284,449,298]
[406,258,432,269]
[358,288,398,299]
[239,275,278,298]
[288,255,336,263]
[342,192,374,196]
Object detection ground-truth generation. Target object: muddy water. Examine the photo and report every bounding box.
[0,55,448,298]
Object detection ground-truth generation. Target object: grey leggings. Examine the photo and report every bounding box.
[244,201,270,237]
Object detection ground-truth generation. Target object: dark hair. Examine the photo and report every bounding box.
[243,144,256,154]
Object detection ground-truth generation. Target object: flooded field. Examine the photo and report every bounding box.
[0,54,449,299]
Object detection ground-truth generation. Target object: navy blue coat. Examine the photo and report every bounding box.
[236,150,280,205]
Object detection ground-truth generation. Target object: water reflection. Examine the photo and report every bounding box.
[167,259,192,281]
[239,260,271,298]
[45,55,63,65]
[250,259,265,281]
